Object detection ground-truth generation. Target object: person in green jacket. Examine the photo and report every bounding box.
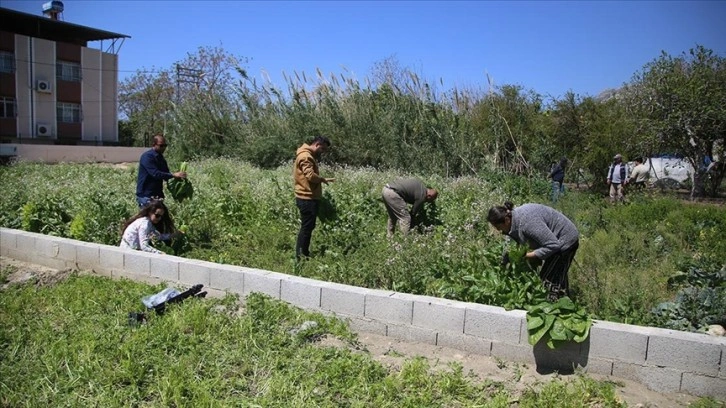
[382,178,438,237]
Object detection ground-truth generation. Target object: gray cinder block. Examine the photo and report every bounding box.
[580,357,614,376]
[437,331,492,356]
[122,250,153,276]
[321,282,368,317]
[280,275,325,310]
[387,323,438,345]
[35,235,75,262]
[149,255,179,282]
[99,246,125,276]
[490,341,535,365]
[15,233,36,260]
[647,329,724,376]
[344,316,388,336]
[612,362,682,394]
[178,259,212,287]
[681,372,726,399]
[589,320,649,363]
[0,228,19,254]
[411,294,466,333]
[364,290,412,325]
[207,263,245,293]
[75,242,100,270]
[243,268,282,299]
[464,303,525,344]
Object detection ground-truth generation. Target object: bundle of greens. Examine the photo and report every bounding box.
[526,296,592,349]
[167,162,194,202]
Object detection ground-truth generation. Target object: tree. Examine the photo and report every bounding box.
[118,69,174,146]
[623,45,726,198]
[119,46,248,158]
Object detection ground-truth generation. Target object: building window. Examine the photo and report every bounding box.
[57,102,82,123]
[56,60,81,82]
[0,97,16,118]
[0,51,14,73]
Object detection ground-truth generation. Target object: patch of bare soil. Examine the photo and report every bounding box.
[0,257,76,289]
[0,256,707,406]
[94,162,134,171]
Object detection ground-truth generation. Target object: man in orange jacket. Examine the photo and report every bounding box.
[293,136,334,259]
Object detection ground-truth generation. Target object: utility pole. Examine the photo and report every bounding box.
[170,64,203,138]
[175,64,203,104]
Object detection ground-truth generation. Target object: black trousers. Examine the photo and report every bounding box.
[539,241,579,301]
[295,198,319,258]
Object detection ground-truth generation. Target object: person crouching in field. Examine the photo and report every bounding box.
[120,200,181,254]
[382,178,438,238]
[487,202,579,302]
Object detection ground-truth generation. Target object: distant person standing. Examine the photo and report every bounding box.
[136,135,186,207]
[606,154,629,203]
[381,178,438,237]
[293,136,334,259]
[549,157,568,203]
[629,157,650,190]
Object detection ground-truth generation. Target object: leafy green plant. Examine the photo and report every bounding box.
[526,297,592,349]
[20,198,71,236]
[167,161,194,202]
[651,257,726,332]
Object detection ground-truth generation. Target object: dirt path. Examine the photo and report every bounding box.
[0,257,706,407]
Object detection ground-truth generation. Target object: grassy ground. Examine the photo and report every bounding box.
[0,262,674,408]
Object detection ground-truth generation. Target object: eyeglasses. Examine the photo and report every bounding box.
[151,212,165,218]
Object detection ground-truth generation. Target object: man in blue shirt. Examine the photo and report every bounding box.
[136,135,186,207]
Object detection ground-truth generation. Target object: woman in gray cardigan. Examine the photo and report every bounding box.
[487,202,579,301]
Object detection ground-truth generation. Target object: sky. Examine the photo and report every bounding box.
[3,0,725,99]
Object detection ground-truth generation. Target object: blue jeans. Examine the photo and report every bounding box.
[136,196,152,208]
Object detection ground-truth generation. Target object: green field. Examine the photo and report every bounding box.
[1,159,724,330]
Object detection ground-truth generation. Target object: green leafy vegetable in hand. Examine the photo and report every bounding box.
[167,162,194,203]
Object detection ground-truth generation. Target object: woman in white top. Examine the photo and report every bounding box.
[120,200,178,254]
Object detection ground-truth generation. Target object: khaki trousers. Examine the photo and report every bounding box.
[609,183,624,203]
[382,186,410,237]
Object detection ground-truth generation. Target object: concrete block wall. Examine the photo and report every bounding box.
[6,144,147,164]
[1,228,724,399]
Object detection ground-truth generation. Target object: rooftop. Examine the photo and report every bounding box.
[0,7,130,47]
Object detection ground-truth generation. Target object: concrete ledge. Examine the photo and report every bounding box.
[2,227,725,399]
[364,290,412,325]
[590,320,648,363]
[464,303,524,344]
[411,294,467,333]
[647,329,723,376]
[320,282,367,317]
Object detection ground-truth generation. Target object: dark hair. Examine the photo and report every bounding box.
[152,134,166,146]
[487,201,514,225]
[559,157,568,168]
[120,200,175,236]
[310,135,331,147]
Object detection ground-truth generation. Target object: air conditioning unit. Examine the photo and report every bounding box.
[36,80,51,93]
[36,123,51,137]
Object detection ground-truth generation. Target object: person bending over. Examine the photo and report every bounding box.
[487,201,579,301]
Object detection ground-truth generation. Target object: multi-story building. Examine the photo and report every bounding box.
[0,2,129,145]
